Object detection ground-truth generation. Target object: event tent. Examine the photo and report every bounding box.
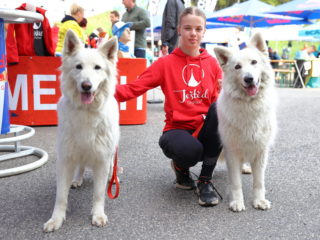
[207,0,310,28]
[267,0,320,20]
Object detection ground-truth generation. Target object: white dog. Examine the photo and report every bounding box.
[44,30,120,232]
[214,32,277,212]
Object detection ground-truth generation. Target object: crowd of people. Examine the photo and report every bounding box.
[53,0,151,58]
[267,42,320,87]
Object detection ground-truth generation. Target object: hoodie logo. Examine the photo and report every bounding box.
[174,64,208,104]
[182,64,204,87]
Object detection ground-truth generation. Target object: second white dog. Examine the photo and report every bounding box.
[44,30,119,232]
[214,33,277,212]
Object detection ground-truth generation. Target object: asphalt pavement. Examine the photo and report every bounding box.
[0,88,319,240]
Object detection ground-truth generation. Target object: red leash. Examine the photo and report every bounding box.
[192,121,204,138]
[107,148,120,199]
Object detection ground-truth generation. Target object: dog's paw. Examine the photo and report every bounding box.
[229,200,246,212]
[92,213,108,227]
[241,163,252,174]
[253,199,271,210]
[43,218,64,232]
[71,179,83,188]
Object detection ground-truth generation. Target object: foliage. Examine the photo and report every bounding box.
[214,0,291,10]
[86,12,112,37]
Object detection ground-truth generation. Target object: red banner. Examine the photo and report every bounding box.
[7,56,147,125]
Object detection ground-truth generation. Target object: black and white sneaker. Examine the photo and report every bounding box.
[196,179,221,207]
[171,161,196,190]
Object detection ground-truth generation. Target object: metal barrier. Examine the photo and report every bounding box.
[0,125,48,177]
[0,9,48,177]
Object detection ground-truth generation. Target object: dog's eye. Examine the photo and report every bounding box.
[94,65,101,70]
[76,64,82,70]
[235,64,241,70]
[251,60,257,65]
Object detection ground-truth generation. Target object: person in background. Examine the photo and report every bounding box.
[115,7,222,207]
[294,44,310,88]
[112,21,133,58]
[309,45,318,58]
[122,0,150,58]
[295,44,309,60]
[96,27,109,46]
[281,47,290,60]
[268,47,280,68]
[88,29,99,48]
[161,0,185,55]
[79,18,89,48]
[110,10,120,26]
[55,3,85,56]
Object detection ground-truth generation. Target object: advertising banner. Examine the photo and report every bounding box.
[7,56,147,125]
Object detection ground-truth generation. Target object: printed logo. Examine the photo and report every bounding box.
[174,64,208,104]
[182,64,204,87]
[33,22,42,30]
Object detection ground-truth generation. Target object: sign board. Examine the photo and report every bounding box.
[7,56,147,125]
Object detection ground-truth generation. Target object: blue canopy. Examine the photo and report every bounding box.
[207,0,310,28]
[267,0,320,20]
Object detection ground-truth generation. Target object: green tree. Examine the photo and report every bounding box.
[214,0,291,10]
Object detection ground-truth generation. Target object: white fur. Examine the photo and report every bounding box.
[214,33,277,212]
[44,30,119,232]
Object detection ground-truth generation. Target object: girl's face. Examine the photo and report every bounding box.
[177,14,206,50]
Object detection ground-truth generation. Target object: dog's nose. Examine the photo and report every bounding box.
[244,76,254,85]
[81,81,92,91]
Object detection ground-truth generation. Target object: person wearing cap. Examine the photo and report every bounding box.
[112,21,133,58]
[121,0,150,58]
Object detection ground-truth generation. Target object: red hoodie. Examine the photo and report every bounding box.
[6,3,55,64]
[115,48,222,132]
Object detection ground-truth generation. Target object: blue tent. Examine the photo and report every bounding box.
[207,0,310,28]
[267,0,320,20]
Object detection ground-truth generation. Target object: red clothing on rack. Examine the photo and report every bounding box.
[6,3,54,64]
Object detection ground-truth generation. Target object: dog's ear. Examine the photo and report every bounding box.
[98,37,118,64]
[214,47,231,66]
[63,30,83,56]
[249,32,268,57]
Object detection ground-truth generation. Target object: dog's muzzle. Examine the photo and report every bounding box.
[81,81,95,104]
[243,76,260,97]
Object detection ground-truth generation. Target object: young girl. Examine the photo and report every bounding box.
[115,7,222,207]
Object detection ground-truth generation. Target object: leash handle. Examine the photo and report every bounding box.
[107,148,120,199]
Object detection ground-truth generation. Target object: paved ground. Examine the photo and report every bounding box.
[0,88,319,240]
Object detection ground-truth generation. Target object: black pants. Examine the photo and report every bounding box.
[134,48,146,58]
[159,103,222,178]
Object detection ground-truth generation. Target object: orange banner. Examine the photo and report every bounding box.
[7,56,147,125]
